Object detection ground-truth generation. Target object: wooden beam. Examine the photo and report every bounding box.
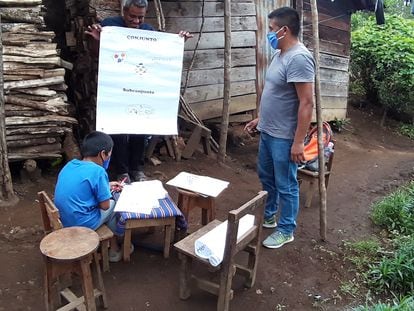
[191,94,256,120]
[0,14,18,205]
[0,7,44,24]
[146,16,257,33]
[147,2,255,18]
[184,31,256,50]
[218,0,232,163]
[0,0,42,6]
[5,115,77,126]
[4,76,65,91]
[182,66,256,88]
[183,80,256,104]
[3,46,57,58]
[183,48,255,70]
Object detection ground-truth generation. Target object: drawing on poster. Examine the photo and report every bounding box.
[125,104,154,117]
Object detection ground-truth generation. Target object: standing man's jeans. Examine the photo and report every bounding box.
[257,132,299,235]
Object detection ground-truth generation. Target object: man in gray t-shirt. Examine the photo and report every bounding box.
[245,7,315,249]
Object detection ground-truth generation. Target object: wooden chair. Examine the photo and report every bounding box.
[176,188,216,228]
[174,191,267,311]
[38,191,114,272]
[297,151,335,208]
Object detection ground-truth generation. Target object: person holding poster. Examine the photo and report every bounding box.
[85,0,192,183]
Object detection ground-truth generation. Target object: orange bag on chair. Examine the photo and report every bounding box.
[302,122,334,170]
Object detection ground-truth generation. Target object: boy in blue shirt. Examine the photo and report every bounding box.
[54,131,126,262]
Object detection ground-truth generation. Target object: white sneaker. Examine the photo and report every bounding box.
[109,249,122,263]
[109,244,134,263]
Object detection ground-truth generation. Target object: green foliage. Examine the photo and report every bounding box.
[353,295,414,311]
[343,184,414,308]
[351,15,414,119]
[345,239,382,271]
[368,182,414,296]
[330,117,350,132]
[398,124,414,140]
[367,237,414,295]
[371,181,414,235]
[351,11,373,31]
[384,0,414,18]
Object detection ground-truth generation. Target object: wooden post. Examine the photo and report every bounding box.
[0,15,19,207]
[218,0,231,163]
[153,0,165,31]
[297,0,304,42]
[310,0,327,240]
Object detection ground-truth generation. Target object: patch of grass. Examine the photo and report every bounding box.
[399,124,414,140]
[340,279,360,298]
[367,237,414,296]
[345,239,382,271]
[345,184,414,309]
[353,295,414,311]
[371,181,414,236]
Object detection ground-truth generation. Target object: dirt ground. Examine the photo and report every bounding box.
[1,106,413,311]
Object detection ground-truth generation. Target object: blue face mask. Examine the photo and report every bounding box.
[267,27,285,50]
[102,156,111,170]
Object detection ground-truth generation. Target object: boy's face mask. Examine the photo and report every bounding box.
[102,157,111,170]
[267,27,285,50]
[100,151,111,170]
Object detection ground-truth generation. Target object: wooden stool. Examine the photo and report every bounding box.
[40,227,108,311]
[176,188,216,227]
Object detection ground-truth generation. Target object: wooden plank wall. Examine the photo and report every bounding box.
[146,0,258,121]
[301,0,352,121]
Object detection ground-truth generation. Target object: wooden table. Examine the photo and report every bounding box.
[116,196,186,261]
[176,188,216,227]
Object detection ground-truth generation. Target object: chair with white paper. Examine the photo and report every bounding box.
[174,191,267,311]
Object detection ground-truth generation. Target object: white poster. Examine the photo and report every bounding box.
[96,27,184,135]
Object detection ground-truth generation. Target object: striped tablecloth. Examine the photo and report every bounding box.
[115,196,187,235]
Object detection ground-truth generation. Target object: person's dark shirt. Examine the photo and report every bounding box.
[101,16,155,31]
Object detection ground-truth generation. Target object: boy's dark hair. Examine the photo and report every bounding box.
[268,7,300,37]
[81,131,113,157]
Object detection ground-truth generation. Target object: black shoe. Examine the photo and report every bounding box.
[116,173,131,184]
[130,170,147,182]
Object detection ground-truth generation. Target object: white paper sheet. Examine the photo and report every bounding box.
[194,214,255,267]
[96,27,184,135]
[114,180,168,214]
[166,172,229,197]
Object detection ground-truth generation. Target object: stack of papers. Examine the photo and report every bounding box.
[166,171,229,197]
[114,180,168,214]
[194,214,255,267]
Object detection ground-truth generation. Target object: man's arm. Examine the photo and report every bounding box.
[85,23,102,57]
[291,81,314,163]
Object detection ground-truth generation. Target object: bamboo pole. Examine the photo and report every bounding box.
[310,0,327,240]
[0,15,19,206]
[218,0,232,163]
